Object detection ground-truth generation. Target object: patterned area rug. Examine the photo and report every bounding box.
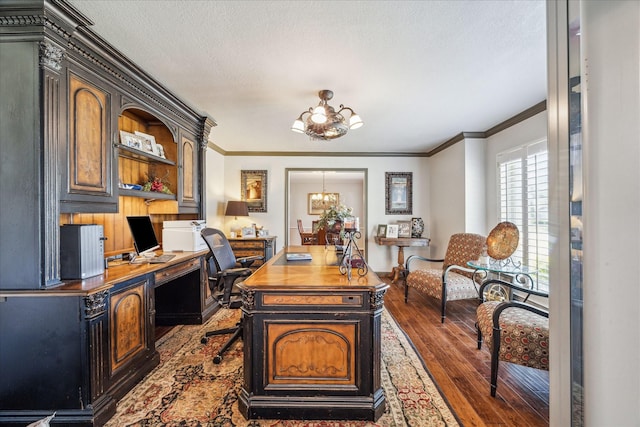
[105,309,459,427]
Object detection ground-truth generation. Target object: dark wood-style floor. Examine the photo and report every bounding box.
[155,277,549,426]
[383,277,549,426]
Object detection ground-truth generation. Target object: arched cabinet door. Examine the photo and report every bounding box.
[178,133,199,212]
[61,72,118,213]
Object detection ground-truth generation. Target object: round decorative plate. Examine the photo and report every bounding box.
[486,221,519,260]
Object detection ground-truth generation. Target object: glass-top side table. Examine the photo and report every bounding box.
[467,260,542,301]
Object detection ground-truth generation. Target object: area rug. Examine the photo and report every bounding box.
[105,308,459,427]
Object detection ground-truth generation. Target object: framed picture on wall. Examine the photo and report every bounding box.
[241,170,268,212]
[385,172,413,215]
[308,192,340,215]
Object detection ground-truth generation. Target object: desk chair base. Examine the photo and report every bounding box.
[201,320,242,364]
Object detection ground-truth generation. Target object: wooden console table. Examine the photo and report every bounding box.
[228,236,277,270]
[237,245,389,421]
[374,236,430,284]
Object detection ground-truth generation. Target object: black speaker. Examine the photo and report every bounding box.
[60,224,105,279]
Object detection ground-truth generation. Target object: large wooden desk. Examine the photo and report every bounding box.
[237,246,389,421]
[0,250,213,427]
[374,236,430,283]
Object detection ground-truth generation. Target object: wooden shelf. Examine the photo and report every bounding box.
[119,188,176,200]
[117,144,176,165]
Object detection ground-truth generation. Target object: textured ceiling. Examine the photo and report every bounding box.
[67,0,547,154]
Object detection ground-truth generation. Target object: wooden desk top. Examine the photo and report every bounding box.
[240,246,386,291]
[0,250,208,297]
[374,236,430,247]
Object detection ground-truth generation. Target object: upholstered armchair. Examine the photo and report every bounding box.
[476,279,549,397]
[404,232,486,322]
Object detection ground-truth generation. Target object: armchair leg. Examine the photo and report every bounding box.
[440,299,446,323]
[476,322,482,349]
[490,327,501,397]
[404,280,409,303]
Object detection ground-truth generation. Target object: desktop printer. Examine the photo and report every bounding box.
[162,220,208,252]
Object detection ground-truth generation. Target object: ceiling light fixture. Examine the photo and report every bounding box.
[291,90,363,140]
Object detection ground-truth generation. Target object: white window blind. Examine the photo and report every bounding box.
[497,140,549,290]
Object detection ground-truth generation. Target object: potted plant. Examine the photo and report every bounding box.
[314,203,353,234]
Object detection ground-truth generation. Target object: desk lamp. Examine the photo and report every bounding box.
[225,201,249,237]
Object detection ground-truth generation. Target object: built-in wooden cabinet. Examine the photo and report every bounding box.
[0,1,216,425]
[61,72,118,213]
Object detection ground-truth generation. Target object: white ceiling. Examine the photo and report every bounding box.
[67,0,547,154]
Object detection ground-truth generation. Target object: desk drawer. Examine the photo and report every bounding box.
[262,293,363,308]
[154,258,200,286]
[231,240,264,250]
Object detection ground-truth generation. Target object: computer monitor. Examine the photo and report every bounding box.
[126,216,160,256]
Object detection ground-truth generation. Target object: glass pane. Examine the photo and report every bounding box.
[568,1,584,425]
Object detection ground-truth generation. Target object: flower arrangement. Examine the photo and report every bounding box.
[142,170,173,194]
[314,203,353,232]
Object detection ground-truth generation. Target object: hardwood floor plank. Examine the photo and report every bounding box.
[383,279,549,426]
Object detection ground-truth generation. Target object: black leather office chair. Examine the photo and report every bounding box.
[200,228,263,364]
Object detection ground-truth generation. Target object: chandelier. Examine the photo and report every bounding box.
[291,90,363,140]
[310,171,334,202]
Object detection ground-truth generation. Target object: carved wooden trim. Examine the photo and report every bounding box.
[39,41,64,72]
[241,289,256,310]
[370,288,387,310]
[84,290,109,317]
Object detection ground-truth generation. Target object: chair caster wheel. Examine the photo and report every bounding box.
[201,337,208,344]
[213,355,222,364]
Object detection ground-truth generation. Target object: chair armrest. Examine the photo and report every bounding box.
[221,267,253,278]
[237,254,264,268]
[491,299,549,332]
[444,264,477,278]
[405,255,444,271]
[478,279,549,302]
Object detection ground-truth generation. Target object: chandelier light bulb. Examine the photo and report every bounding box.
[349,114,363,129]
[291,118,305,133]
[311,106,327,124]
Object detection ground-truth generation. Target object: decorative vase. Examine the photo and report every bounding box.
[411,217,424,238]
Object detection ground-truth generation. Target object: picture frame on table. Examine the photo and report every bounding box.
[397,221,412,238]
[241,226,256,238]
[241,170,268,213]
[308,192,340,215]
[377,224,387,237]
[386,224,399,238]
[385,172,413,215]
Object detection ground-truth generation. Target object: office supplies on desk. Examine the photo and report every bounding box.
[149,254,176,263]
[286,252,312,261]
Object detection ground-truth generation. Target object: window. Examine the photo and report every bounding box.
[497,140,549,290]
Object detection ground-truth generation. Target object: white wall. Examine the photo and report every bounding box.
[582,1,640,425]
[209,155,431,272]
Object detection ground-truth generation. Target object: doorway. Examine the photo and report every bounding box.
[285,168,367,247]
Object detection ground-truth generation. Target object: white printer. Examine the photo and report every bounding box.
[162,220,208,252]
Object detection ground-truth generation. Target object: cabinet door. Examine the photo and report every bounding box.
[178,134,199,211]
[109,278,152,381]
[60,72,117,213]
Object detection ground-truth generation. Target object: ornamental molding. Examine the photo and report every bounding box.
[370,288,387,310]
[39,41,64,72]
[84,290,109,317]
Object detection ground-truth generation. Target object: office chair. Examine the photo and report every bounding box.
[200,228,263,364]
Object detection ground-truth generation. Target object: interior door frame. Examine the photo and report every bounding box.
[285,167,368,249]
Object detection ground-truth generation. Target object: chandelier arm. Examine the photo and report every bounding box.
[337,105,355,116]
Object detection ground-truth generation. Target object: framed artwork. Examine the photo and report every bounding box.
[241,170,268,212]
[385,172,413,215]
[308,192,340,215]
[241,226,256,238]
[386,224,399,238]
[135,131,157,155]
[119,130,144,150]
[397,221,412,238]
[377,224,387,237]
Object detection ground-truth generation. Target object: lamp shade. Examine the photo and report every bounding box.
[225,201,249,217]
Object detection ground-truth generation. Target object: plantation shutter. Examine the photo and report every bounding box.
[497,140,549,290]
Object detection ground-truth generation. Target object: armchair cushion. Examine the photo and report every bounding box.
[406,268,478,301]
[477,301,549,371]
